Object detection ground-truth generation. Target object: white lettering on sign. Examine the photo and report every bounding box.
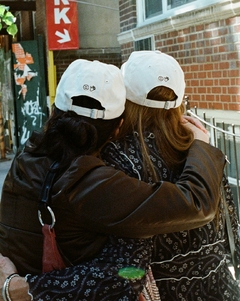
[54,8,71,24]
[56,29,71,43]
[54,0,69,5]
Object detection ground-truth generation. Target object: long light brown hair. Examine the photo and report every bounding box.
[118,86,194,181]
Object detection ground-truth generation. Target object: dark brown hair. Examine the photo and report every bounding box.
[32,97,124,169]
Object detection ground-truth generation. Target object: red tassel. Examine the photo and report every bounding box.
[42,224,66,273]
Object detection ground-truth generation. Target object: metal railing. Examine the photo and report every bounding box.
[187,107,240,220]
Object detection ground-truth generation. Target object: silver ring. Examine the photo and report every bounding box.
[38,206,56,229]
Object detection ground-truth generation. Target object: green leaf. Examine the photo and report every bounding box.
[0,5,18,36]
[0,5,9,17]
[3,11,15,25]
[6,24,18,37]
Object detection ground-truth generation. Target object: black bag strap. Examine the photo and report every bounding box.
[38,161,60,229]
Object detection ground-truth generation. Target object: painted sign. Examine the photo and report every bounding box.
[46,0,79,50]
[12,40,48,150]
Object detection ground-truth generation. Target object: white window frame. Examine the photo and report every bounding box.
[137,0,224,26]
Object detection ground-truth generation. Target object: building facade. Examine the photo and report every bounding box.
[118,0,240,122]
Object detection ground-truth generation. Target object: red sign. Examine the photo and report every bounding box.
[46,0,79,50]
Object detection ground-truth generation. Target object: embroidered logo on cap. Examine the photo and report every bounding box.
[83,84,96,92]
[158,76,169,82]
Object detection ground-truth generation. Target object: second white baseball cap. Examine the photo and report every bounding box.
[121,51,185,109]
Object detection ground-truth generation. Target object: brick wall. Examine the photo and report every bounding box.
[119,0,137,33]
[154,17,240,111]
[118,0,136,61]
[121,42,134,63]
[54,49,122,83]
[119,6,240,111]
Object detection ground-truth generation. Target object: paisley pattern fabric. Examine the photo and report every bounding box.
[26,236,153,301]
[101,132,240,301]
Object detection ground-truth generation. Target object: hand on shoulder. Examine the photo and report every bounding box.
[182,116,210,144]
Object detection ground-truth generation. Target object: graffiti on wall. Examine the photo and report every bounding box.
[12,41,47,149]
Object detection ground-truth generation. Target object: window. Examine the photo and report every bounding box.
[145,0,162,18]
[144,0,196,19]
[167,0,195,9]
[134,36,154,51]
[137,0,222,24]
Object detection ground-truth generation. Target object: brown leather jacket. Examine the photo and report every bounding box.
[0,132,225,275]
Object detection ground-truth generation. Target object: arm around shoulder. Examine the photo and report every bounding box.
[119,139,226,235]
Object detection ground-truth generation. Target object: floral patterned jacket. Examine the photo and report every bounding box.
[101,132,240,301]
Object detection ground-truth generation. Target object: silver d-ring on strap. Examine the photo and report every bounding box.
[38,206,56,229]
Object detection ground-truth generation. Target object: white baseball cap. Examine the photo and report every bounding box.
[55,59,126,119]
[121,51,185,109]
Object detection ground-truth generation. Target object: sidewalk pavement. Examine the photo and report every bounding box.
[0,153,14,197]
